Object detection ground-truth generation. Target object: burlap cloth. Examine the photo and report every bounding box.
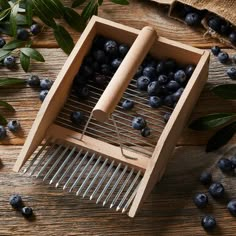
[152,0,236,48]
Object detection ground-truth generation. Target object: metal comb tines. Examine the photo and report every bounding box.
[23,140,143,213]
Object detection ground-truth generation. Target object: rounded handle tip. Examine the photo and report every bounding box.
[93,109,109,122]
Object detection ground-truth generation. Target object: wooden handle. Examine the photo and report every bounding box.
[92,26,157,122]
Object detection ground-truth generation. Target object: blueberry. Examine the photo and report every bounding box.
[229,31,236,45]
[140,127,151,137]
[163,95,174,107]
[211,46,221,56]
[75,85,89,99]
[174,70,187,84]
[217,158,234,172]
[218,51,229,64]
[233,55,236,63]
[3,55,16,69]
[7,120,21,132]
[185,12,200,26]
[104,40,118,55]
[0,125,7,140]
[143,66,156,80]
[92,61,100,72]
[209,182,224,198]
[166,80,181,92]
[122,99,134,110]
[156,61,166,75]
[163,112,171,123]
[230,155,236,167]
[9,194,22,209]
[172,88,184,103]
[208,16,221,33]
[201,215,216,231]
[135,66,143,78]
[136,76,150,91]
[92,35,106,49]
[227,199,236,216]
[119,44,129,57]
[157,75,169,85]
[40,78,53,90]
[93,50,107,63]
[73,74,87,86]
[193,193,208,208]
[21,206,33,217]
[147,81,160,96]
[94,75,107,86]
[111,58,122,71]
[132,117,146,130]
[30,23,41,35]
[70,111,84,125]
[27,74,40,87]
[183,5,195,14]
[17,28,30,41]
[159,85,169,96]
[100,64,112,76]
[0,37,6,48]
[227,67,236,80]
[80,65,94,78]
[39,90,48,101]
[165,59,177,72]
[185,65,195,78]
[149,96,162,108]
[220,22,232,35]
[168,71,175,80]
[199,171,212,185]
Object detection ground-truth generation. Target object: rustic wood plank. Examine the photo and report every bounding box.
[0,145,236,235]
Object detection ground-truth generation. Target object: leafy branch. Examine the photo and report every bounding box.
[189,84,236,152]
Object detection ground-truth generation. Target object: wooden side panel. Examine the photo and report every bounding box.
[128,50,210,217]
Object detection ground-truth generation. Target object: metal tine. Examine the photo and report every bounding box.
[96,163,122,204]
[36,144,63,178]
[23,138,51,174]
[56,149,83,188]
[63,151,89,190]
[110,168,134,209]
[116,170,141,211]
[29,141,58,176]
[83,158,109,198]
[43,145,70,181]
[50,146,77,185]
[69,153,96,192]
[90,160,115,200]
[76,156,102,196]
[122,183,140,213]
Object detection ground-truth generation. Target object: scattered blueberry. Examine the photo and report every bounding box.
[227,67,236,80]
[229,31,236,45]
[39,90,48,102]
[119,44,129,57]
[199,171,212,185]
[7,120,21,132]
[40,78,53,90]
[104,40,118,55]
[208,16,221,33]
[141,127,151,137]
[218,52,229,64]
[17,28,30,41]
[136,76,150,91]
[0,37,6,48]
[166,80,181,92]
[9,194,23,209]
[0,125,6,140]
[111,58,122,71]
[185,65,195,78]
[149,96,162,108]
[209,182,224,198]
[143,66,156,80]
[122,99,134,110]
[227,199,236,216]
[70,111,84,125]
[193,193,208,208]
[201,215,216,231]
[217,158,234,172]
[157,75,169,85]
[3,55,16,69]
[163,112,171,123]
[30,23,41,35]
[21,206,33,218]
[211,46,221,56]
[27,74,40,87]
[132,117,146,130]
[147,81,160,96]
[174,70,187,84]
[185,12,200,26]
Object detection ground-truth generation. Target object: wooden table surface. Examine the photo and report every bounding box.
[1,1,236,235]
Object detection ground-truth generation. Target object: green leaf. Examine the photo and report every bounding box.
[64,7,86,32]
[98,0,103,5]
[53,24,74,55]
[26,0,33,26]
[110,0,129,5]
[0,8,11,21]
[72,0,87,8]
[0,0,11,9]
[0,49,11,61]
[3,39,25,50]
[0,78,26,86]
[81,0,97,22]
[10,2,19,38]
[0,100,15,111]
[49,0,65,17]
[15,14,27,25]
[20,48,45,62]
[20,51,30,72]
[189,113,236,130]
[0,22,12,35]
[211,84,236,100]
[206,122,236,152]
[0,113,7,125]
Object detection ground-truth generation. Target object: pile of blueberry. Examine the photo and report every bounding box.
[194,156,236,231]
[0,23,41,69]
[0,120,21,141]
[9,194,33,218]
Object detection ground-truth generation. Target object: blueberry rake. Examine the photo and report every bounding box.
[14,16,210,217]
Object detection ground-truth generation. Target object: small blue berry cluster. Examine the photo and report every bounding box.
[194,156,236,231]
[9,194,33,218]
[0,120,21,141]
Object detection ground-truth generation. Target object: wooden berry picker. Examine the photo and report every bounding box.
[14,16,210,217]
